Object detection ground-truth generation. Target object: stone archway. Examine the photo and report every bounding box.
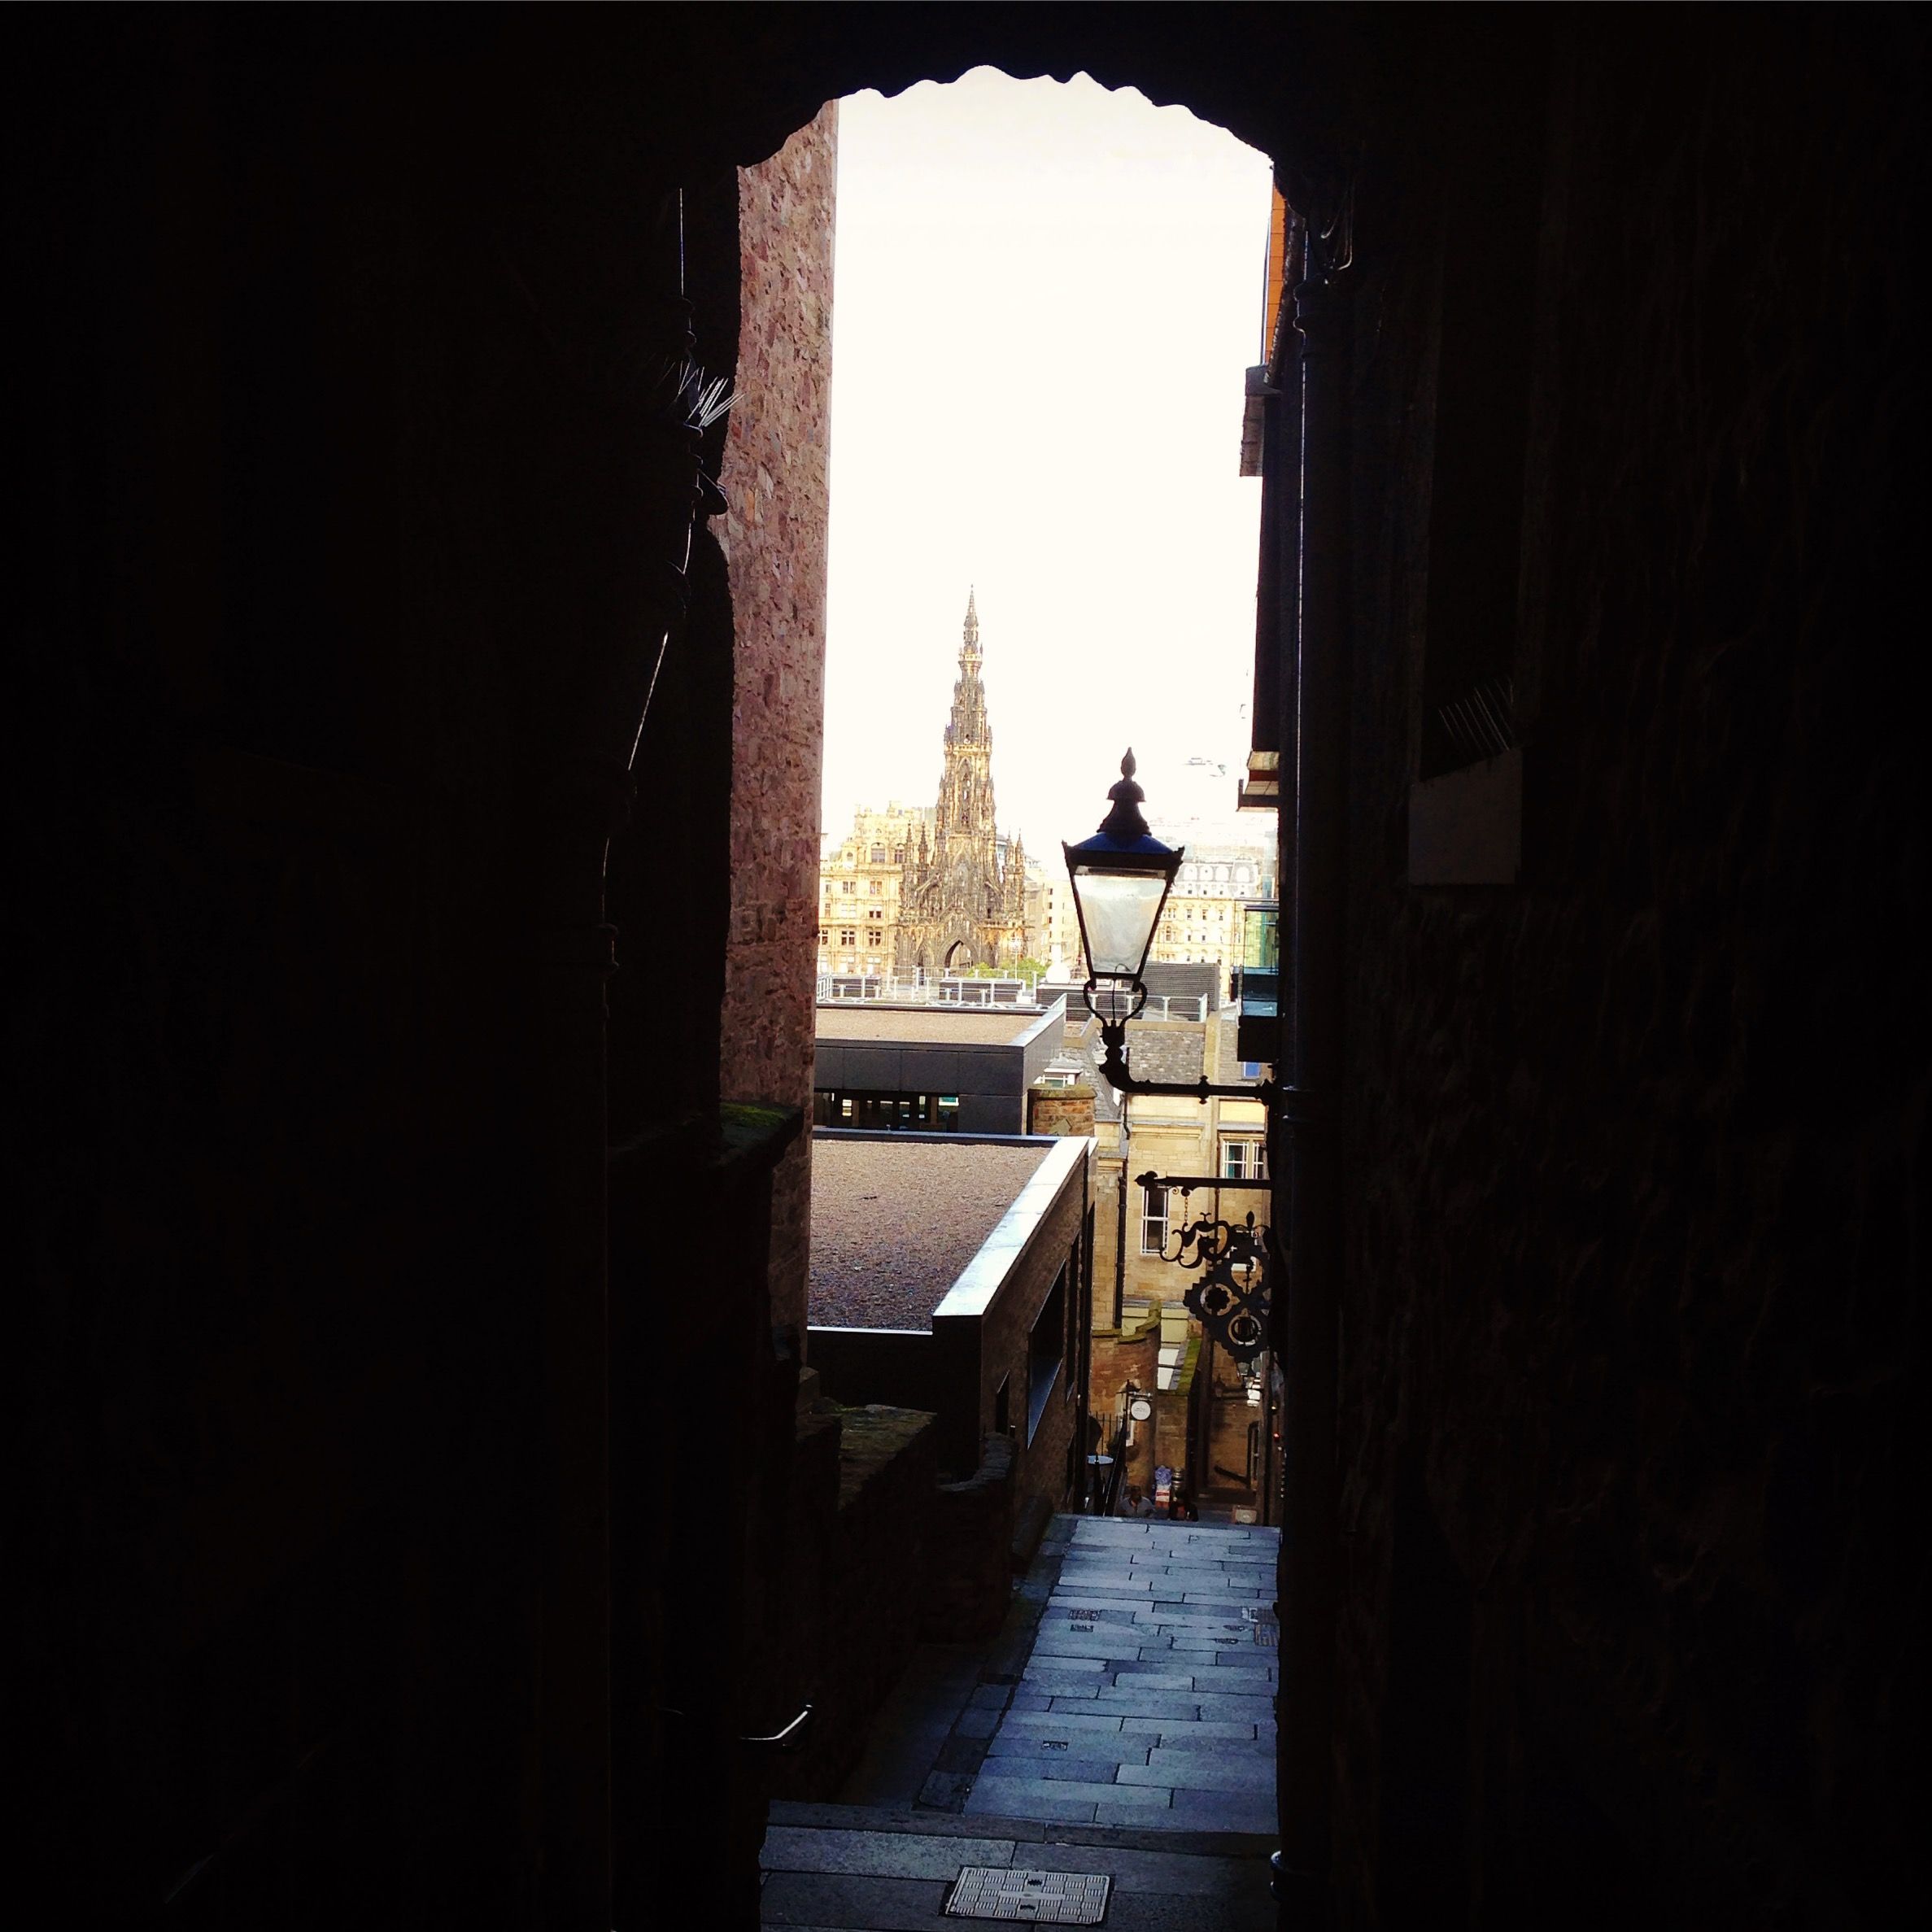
[12,12,1354,1928]
[944,938,975,971]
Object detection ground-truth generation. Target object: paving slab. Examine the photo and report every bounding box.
[952,1704,1002,1739]
[1119,1718,1265,1741]
[1185,1692,1276,1722]
[759,1825,1016,1879]
[970,1775,1175,1810]
[761,1870,950,1930]
[984,1755,1144,1784]
[1119,1755,1272,1796]
[962,1780,1103,1821]
[1135,1736,1276,1760]
[987,1733,1148,1764]
[997,1707,1128,1735]
[1022,1840,1265,1898]
[1084,1690,1210,1717]
[1162,1790,1278,1833]
[1034,1625,1160,1653]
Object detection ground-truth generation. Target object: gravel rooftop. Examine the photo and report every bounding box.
[814,1005,1045,1044]
[809,1138,1056,1329]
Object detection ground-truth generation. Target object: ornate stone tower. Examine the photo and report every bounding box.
[896,592,1028,974]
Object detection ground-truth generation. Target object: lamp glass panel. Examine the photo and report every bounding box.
[1073,869,1169,976]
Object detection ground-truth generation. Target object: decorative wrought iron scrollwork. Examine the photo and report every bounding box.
[1139,1175,1273,1365]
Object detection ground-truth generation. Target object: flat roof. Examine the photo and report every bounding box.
[809,1136,1057,1330]
[814,1005,1046,1045]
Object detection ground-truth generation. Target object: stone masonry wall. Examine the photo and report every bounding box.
[768,1402,937,1802]
[1028,1084,1097,1139]
[719,102,838,1345]
[924,1433,1018,1644]
[1090,1312,1162,1496]
[1322,14,1925,1924]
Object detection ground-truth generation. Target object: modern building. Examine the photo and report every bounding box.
[807,1131,1093,1544]
[813,997,1065,1134]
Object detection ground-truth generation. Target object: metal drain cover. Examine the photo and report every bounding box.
[946,1866,1111,1923]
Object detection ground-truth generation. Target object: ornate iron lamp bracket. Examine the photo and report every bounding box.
[1136,1173,1274,1365]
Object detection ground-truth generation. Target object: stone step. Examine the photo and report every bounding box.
[762,1799,1276,1930]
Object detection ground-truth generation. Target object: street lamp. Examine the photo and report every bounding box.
[1062,749,1183,1022]
[1063,751,1276,1103]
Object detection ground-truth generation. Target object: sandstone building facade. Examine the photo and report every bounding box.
[818,801,931,977]
[1149,845,1273,979]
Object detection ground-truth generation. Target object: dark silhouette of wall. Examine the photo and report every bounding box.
[5,6,1921,1926]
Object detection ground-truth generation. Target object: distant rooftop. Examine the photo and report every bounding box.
[810,1136,1057,1329]
[1120,1023,1206,1087]
[815,1004,1049,1045]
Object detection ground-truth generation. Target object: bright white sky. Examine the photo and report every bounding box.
[820,68,1274,857]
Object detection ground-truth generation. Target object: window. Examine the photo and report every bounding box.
[1241,1061,1264,1079]
[1027,1264,1067,1441]
[870,846,887,864]
[815,1089,956,1132]
[841,879,857,894]
[1221,1138,1266,1180]
[840,928,857,946]
[1140,1184,1169,1254]
[870,880,882,895]
[866,930,883,947]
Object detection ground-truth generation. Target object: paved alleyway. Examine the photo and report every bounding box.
[965,1516,1278,1833]
[760,1516,1279,1927]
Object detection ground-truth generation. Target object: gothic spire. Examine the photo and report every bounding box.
[962,587,980,663]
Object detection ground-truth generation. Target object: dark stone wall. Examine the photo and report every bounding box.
[764,1405,940,1800]
[928,1435,1023,1643]
[6,6,1921,1926]
[1326,12,1925,1924]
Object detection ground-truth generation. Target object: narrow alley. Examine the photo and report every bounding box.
[760,1516,1278,1926]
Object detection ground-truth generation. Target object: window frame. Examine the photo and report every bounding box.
[1219,1137,1267,1181]
[1139,1183,1169,1255]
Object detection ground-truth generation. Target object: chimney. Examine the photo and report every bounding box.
[1028,1083,1097,1138]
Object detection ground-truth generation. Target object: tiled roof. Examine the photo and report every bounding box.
[1121,1024,1205,1087]
[1053,1018,1123,1123]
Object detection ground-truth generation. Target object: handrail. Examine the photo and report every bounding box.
[659,1703,814,1751]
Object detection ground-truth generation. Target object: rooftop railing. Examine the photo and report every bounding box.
[817,970,1042,1008]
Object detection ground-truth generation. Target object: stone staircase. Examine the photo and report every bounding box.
[760,1515,1280,1927]
[760,1800,1276,1929]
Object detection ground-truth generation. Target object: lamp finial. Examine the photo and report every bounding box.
[1097,748,1151,843]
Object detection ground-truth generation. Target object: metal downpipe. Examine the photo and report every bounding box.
[1276,247,1353,1926]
